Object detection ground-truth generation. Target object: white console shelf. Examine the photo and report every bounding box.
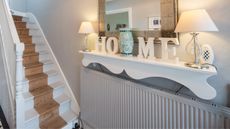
[80,51,217,100]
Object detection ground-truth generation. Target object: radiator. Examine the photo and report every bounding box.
[80,67,230,129]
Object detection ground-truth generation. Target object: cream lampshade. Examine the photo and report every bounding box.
[79,22,95,51]
[175,9,218,68]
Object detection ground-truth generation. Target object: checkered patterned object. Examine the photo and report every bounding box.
[200,44,214,64]
[0,119,3,129]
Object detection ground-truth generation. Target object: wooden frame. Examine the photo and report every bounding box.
[98,0,178,43]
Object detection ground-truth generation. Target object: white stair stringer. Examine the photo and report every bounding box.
[24,108,39,129]
[12,10,79,129]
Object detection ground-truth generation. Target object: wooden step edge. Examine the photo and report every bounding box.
[35,100,59,116]
[30,86,53,98]
[23,52,39,57]
[40,115,67,129]
[24,43,35,47]
[17,28,30,31]
[19,35,32,38]
[14,21,26,24]
[26,73,48,81]
[24,62,43,69]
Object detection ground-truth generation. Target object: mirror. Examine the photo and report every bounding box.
[98,0,178,43]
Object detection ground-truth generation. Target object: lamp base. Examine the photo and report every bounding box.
[82,49,90,52]
[185,62,202,69]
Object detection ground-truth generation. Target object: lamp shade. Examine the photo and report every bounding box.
[175,9,218,33]
[78,22,95,34]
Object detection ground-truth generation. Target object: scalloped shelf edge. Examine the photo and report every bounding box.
[80,51,217,100]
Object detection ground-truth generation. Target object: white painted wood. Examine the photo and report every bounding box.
[80,51,217,100]
[22,92,34,111]
[50,81,65,98]
[24,108,39,129]
[106,37,119,55]
[137,37,155,59]
[55,94,71,114]
[159,38,179,61]
[95,37,106,53]
[81,68,230,129]
[61,111,77,127]
[0,0,26,128]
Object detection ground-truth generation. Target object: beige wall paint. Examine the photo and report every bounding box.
[177,0,230,106]
[26,0,98,103]
[9,0,26,11]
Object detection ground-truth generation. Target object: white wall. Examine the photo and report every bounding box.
[9,0,26,11]
[176,0,230,106]
[26,0,98,103]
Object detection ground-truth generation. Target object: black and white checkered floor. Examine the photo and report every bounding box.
[0,119,3,129]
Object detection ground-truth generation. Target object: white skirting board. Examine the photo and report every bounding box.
[80,67,230,129]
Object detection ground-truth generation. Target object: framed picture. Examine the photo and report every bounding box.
[148,16,161,30]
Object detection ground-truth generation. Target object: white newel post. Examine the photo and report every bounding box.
[15,43,26,129]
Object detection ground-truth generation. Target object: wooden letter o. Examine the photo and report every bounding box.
[106,37,119,55]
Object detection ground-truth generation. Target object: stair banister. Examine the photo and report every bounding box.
[1,0,27,128]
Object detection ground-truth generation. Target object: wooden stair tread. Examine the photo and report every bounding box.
[30,86,52,97]
[35,100,59,115]
[12,16,23,21]
[24,62,43,68]
[14,21,26,25]
[16,28,29,31]
[24,43,35,46]
[40,116,66,129]
[23,52,39,57]
[26,73,47,80]
[19,35,32,37]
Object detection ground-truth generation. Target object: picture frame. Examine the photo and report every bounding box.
[148,16,161,30]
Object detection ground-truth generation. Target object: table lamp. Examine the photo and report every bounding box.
[79,21,95,51]
[175,9,218,68]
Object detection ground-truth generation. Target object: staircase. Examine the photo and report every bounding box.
[12,14,78,129]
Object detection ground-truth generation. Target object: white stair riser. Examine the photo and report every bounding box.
[24,84,29,92]
[27,23,38,29]
[48,74,60,84]
[59,101,71,115]
[53,87,65,98]
[30,30,41,37]
[43,63,55,72]
[24,98,34,111]
[35,44,47,52]
[39,53,50,61]
[24,116,39,129]
[33,37,44,44]
[22,17,30,22]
